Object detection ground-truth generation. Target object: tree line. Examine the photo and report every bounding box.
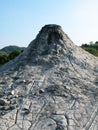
[81,41,98,57]
[0,51,22,66]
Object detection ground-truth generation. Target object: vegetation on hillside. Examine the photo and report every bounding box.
[0,45,25,54]
[81,41,98,57]
[0,46,25,66]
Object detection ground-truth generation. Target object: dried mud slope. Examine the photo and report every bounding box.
[0,25,98,130]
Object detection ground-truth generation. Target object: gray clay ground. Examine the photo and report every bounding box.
[0,25,98,130]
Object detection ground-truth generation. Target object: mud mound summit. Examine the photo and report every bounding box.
[0,24,98,130]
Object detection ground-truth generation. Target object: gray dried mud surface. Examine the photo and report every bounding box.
[0,25,98,130]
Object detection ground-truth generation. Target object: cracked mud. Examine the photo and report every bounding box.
[0,25,98,130]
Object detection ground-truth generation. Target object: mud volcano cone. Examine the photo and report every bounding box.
[0,24,98,130]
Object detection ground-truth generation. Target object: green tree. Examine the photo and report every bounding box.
[8,51,20,60]
[81,41,98,57]
[0,53,9,66]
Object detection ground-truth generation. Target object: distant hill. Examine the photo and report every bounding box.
[0,45,25,66]
[0,45,25,54]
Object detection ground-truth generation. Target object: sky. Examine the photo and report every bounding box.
[0,0,98,49]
